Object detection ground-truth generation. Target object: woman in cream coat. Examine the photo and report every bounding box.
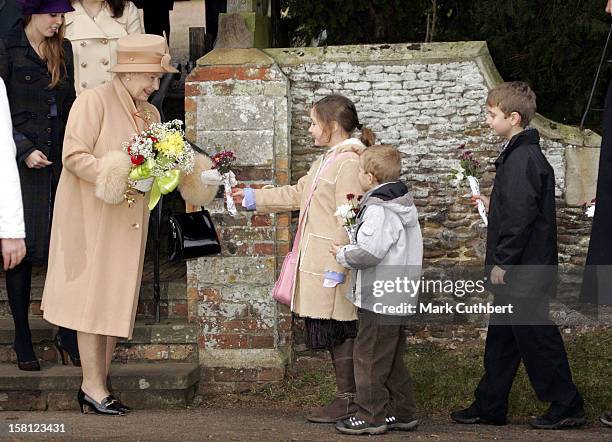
[0,78,26,271]
[41,34,216,415]
[66,0,142,94]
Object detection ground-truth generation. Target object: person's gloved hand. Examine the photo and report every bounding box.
[132,177,154,192]
[201,169,223,185]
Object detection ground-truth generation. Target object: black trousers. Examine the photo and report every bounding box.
[6,260,78,361]
[353,309,416,425]
[474,300,583,421]
[143,2,172,43]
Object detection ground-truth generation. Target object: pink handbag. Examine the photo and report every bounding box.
[272,152,352,306]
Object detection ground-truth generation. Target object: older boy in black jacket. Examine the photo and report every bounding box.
[451,82,585,430]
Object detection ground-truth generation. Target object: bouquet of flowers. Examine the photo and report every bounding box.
[585,198,596,218]
[211,150,238,216]
[334,193,361,244]
[124,120,194,210]
[449,144,487,226]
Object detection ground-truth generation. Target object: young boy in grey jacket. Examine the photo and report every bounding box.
[331,145,423,436]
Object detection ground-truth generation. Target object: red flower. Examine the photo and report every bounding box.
[357,195,363,201]
[131,154,145,166]
[458,143,466,149]
[346,193,355,200]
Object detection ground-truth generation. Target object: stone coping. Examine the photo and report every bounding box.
[195,42,601,149]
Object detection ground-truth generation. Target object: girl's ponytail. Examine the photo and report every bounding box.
[359,125,376,147]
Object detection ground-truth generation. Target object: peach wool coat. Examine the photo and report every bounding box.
[253,138,365,322]
[41,77,216,338]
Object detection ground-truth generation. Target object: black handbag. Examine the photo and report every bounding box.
[168,210,221,262]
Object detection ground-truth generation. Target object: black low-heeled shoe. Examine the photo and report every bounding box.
[108,395,131,413]
[17,360,41,371]
[54,335,81,367]
[77,389,125,416]
[12,345,41,371]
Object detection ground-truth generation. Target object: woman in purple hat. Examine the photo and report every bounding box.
[0,0,80,371]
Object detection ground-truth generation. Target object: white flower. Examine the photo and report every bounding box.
[334,204,355,220]
[586,204,595,218]
[455,171,465,182]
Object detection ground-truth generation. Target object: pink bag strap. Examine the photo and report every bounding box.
[291,151,355,253]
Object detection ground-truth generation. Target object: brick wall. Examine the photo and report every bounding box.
[185,42,601,391]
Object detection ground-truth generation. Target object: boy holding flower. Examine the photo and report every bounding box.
[331,144,422,435]
[452,82,585,430]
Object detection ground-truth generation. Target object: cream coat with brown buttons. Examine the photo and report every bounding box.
[65,1,143,94]
[253,139,365,322]
[41,77,218,338]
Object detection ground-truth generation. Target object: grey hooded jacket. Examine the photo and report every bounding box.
[336,181,423,314]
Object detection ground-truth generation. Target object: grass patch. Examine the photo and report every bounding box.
[202,328,611,419]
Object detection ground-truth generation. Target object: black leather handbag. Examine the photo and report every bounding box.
[168,210,221,262]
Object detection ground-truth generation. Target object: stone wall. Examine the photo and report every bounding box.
[185,41,601,392]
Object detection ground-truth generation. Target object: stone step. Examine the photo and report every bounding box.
[0,281,188,319]
[0,362,200,411]
[0,318,199,364]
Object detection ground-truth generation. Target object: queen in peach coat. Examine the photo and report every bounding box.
[41,37,215,341]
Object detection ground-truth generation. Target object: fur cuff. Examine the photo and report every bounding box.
[179,153,219,207]
[95,150,132,204]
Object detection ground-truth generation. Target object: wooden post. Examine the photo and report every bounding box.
[189,26,207,62]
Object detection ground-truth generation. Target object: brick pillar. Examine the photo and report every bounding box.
[185,48,292,393]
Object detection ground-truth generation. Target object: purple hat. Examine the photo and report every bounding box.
[17,0,74,14]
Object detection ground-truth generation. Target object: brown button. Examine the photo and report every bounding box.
[81,62,87,68]
[101,80,106,84]
[131,223,140,229]
[81,81,87,88]
[102,59,109,66]
[46,128,52,133]
[101,39,108,45]
[80,41,87,47]
[129,57,135,62]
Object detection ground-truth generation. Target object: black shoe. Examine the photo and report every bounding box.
[335,416,387,435]
[12,344,40,371]
[386,415,419,431]
[54,334,81,367]
[600,411,612,427]
[451,403,506,425]
[108,394,131,413]
[529,406,586,430]
[77,389,125,416]
[17,360,40,371]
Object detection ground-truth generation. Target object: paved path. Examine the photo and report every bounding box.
[0,408,609,441]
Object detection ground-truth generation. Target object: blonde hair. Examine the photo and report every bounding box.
[486,81,537,128]
[360,144,401,183]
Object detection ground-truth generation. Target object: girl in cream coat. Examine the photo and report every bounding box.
[66,0,142,94]
[233,95,376,424]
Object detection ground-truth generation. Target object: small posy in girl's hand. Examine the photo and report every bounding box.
[211,150,238,216]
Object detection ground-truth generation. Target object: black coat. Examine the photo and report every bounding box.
[0,26,75,262]
[580,80,612,305]
[0,0,21,37]
[485,128,558,298]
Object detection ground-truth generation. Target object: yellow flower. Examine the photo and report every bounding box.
[155,132,184,157]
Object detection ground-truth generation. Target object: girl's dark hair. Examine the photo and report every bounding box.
[71,0,126,18]
[106,0,126,18]
[313,94,375,147]
[23,15,67,88]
